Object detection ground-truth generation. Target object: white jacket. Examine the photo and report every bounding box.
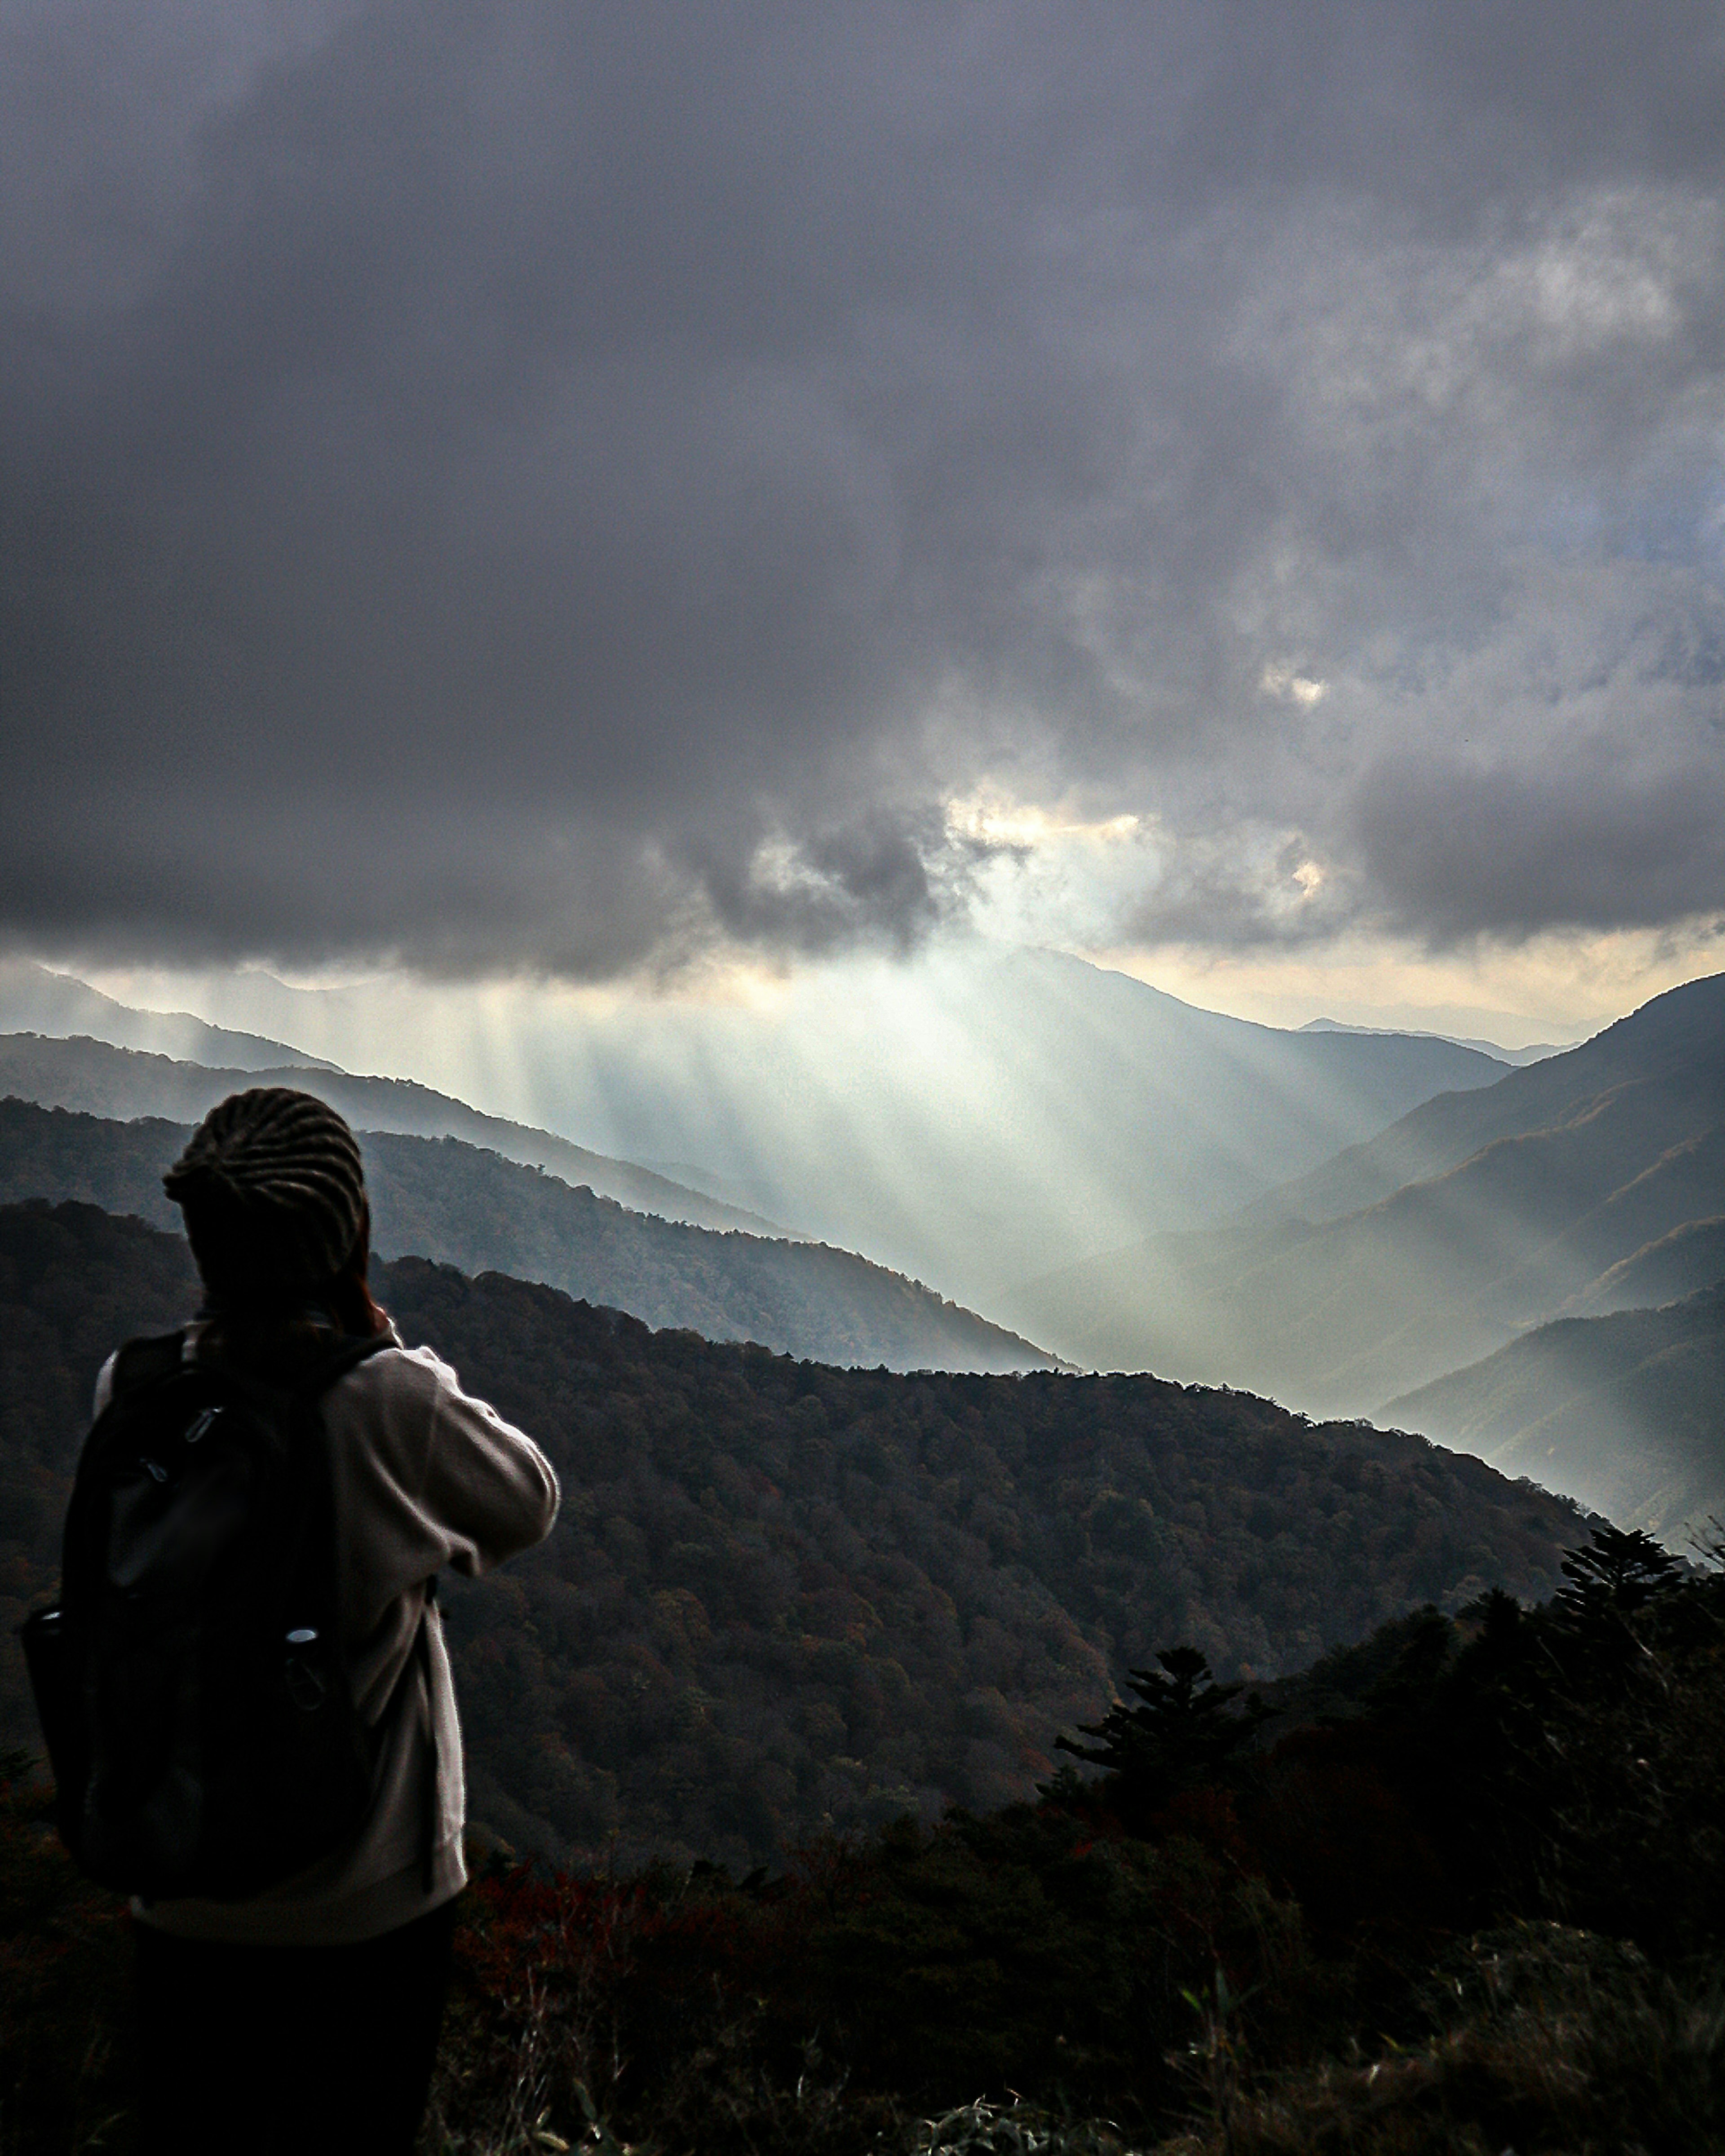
[96,1326,560,1944]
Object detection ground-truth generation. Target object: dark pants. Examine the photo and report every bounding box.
[134,1897,459,2156]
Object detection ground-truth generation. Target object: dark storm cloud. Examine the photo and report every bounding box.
[4,0,1725,971]
[1354,755,1725,943]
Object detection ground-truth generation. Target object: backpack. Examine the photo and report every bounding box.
[20,1326,421,1901]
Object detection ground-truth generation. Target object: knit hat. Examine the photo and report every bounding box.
[164,1087,367,1303]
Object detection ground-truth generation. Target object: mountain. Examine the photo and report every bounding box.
[1011,972,1725,1415]
[33,947,1515,1306]
[1382,1280,1725,1545]
[0,1199,1588,1868]
[1263,971,1724,1228]
[1561,1216,1725,1319]
[1299,1016,1569,1065]
[0,1097,1054,1373]
[0,1032,787,1237]
[0,958,336,1072]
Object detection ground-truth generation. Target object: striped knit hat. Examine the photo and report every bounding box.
[164,1087,367,1303]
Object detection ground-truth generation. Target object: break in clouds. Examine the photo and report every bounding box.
[4,0,1725,976]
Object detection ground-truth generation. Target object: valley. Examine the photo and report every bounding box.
[1010,973,1725,1442]
[0,948,1515,1306]
[1383,1279,1725,1542]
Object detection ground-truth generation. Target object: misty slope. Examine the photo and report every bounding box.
[0,1200,1586,1867]
[0,1097,1053,1373]
[106,946,1512,1306]
[1259,971,1725,1227]
[1299,1016,1567,1065]
[1383,1281,1725,1545]
[1562,1215,1725,1318]
[0,1032,786,1238]
[1012,972,1725,1414]
[0,959,336,1072]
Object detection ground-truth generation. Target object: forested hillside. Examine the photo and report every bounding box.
[1383,1279,1725,1542]
[0,1097,1053,1372]
[1,1200,1587,1871]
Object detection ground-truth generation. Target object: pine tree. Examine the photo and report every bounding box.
[1053,1645,1268,1818]
[1555,1524,1679,1623]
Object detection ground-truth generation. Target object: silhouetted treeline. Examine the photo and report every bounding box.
[8,1523,1723,2154]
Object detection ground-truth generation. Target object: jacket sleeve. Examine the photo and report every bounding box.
[418,1356,560,1577]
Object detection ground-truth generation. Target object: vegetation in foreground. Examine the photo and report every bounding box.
[5,1524,1724,2154]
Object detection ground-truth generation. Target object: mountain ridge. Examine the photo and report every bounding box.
[0,1031,792,1240]
[1259,972,1724,1228]
[0,959,340,1073]
[1563,1215,1725,1318]
[1298,1015,1568,1065]
[1381,1277,1725,1544]
[0,1095,1055,1373]
[1008,972,1725,1415]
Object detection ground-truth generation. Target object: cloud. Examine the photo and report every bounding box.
[1354,755,1725,943]
[4,0,1725,974]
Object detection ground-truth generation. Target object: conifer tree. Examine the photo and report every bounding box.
[1054,1645,1268,1818]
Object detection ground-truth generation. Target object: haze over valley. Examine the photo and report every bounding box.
[1014,971,1725,1412]
[1,947,1516,1301]
[2,951,1720,1558]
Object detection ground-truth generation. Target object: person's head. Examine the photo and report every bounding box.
[163,1087,386,1334]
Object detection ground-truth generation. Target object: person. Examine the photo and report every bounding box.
[114,1086,560,2155]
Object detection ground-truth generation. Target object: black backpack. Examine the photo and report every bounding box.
[20,1327,420,1901]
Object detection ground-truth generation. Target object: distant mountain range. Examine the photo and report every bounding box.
[1298,1016,1570,1065]
[1256,972,1722,1227]
[1383,1280,1725,1545]
[0,1031,786,1237]
[11,953,1720,1544]
[0,1097,1055,1374]
[0,959,338,1073]
[1010,973,1725,1419]
[0,1198,1589,1866]
[0,948,1515,1307]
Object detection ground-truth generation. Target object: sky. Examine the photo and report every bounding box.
[5,0,1725,1042]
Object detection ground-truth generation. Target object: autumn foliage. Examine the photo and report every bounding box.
[7,1524,1725,2152]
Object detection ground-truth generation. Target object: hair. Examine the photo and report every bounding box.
[326,1199,390,1340]
[164,1087,389,1348]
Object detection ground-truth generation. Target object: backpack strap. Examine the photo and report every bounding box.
[108,1331,189,1401]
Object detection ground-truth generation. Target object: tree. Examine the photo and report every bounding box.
[1554,1525,1679,1624]
[1053,1646,1268,1821]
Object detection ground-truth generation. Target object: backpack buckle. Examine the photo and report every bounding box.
[284,1630,329,1712]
